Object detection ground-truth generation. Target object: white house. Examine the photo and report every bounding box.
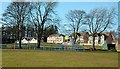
[88,34,105,46]
[16,38,37,44]
[100,35,105,44]
[16,38,28,44]
[88,32,114,46]
[47,34,65,44]
[22,38,29,44]
[29,38,37,43]
[88,36,93,44]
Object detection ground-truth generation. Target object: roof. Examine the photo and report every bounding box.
[22,37,37,41]
[98,32,113,37]
[89,32,113,37]
[79,32,89,36]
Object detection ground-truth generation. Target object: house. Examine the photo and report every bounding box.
[47,34,65,44]
[88,35,93,44]
[29,38,37,43]
[99,32,114,44]
[79,32,89,43]
[88,34,104,45]
[70,32,89,44]
[88,32,115,46]
[16,38,28,44]
[16,37,37,44]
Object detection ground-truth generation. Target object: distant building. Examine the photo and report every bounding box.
[29,38,37,43]
[70,32,89,44]
[88,32,115,45]
[103,32,114,44]
[69,31,115,45]
[79,32,89,43]
[16,38,28,44]
[47,34,65,44]
[16,37,37,44]
[88,34,104,45]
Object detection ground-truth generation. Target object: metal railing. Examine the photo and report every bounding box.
[1,43,85,51]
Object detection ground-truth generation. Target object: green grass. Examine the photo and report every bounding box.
[2,49,118,67]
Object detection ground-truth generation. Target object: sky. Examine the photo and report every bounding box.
[0,1,118,35]
[0,0,119,2]
[56,2,118,34]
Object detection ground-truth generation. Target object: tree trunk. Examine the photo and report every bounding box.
[37,26,43,48]
[27,28,29,37]
[37,39,41,48]
[74,28,76,43]
[18,24,22,49]
[92,36,96,51]
[37,31,41,48]
[19,36,22,49]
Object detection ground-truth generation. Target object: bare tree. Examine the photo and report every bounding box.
[29,2,57,48]
[66,10,86,42]
[85,8,116,50]
[2,2,30,48]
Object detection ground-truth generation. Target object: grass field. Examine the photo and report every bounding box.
[2,49,118,67]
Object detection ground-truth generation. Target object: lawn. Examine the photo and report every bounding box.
[2,49,118,67]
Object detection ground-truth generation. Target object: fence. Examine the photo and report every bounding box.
[1,43,85,51]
